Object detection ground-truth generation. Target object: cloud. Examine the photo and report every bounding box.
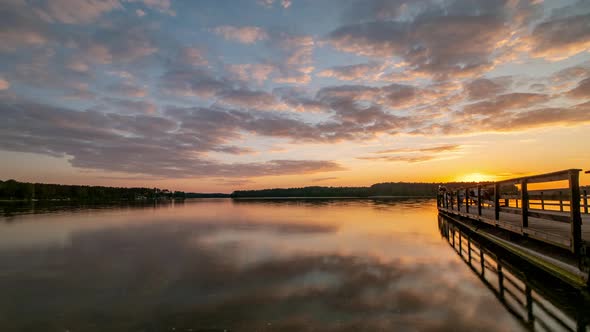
[213,26,269,44]
[311,176,339,182]
[528,13,590,61]
[328,17,505,78]
[358,155,436,163]
[105,81,148,98]
[0,78,9,90]
[126,0,175,16]
[160,68,229,98]
[328,1,545,79]
[461,93,549,116]
[178,47,208,66]
[360,144,461,163]
[463,77,511,101]
[566,78,590,99]
[217,89,288,111]
[0,0,50,52]
[0,101,344,178]
[101,97,157,114]
[257,0,292,9]
[376,144,461,154]
[317,62,385,81]
[226,63,275,84]
[34,0,123,24]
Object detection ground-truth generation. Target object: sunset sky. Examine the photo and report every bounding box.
[0,0,589,192]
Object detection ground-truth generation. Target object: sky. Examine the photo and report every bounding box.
[0,0,589,192]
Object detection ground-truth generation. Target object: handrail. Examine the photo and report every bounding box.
[437,169,584,255]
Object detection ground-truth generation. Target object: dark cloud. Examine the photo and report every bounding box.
[317,62,384,81]
[463,77,511,100]
[461,93,549,116]
[528,13,590,61]
[328,0,546,78]
[0,101,344,178]
[0,0,51,52]
[566,78,590,99]
[105,81,148,98]
[101,97,157,114]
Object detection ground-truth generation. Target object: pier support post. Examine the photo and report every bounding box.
[465,189,469,213]
[494,183,500,221]
[569,170,582,255]
[457,190,461,212]
[521,179,529,228]
[477,185,482,216]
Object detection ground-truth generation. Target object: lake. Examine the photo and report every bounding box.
[0,199,585,331]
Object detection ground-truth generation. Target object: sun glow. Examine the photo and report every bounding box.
[456,172,497,183]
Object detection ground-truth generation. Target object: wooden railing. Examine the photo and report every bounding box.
[437,169,585,254]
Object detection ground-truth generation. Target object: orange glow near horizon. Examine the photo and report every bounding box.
[454,172,498,183]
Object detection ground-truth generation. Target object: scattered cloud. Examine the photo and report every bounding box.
[126,0,175,16]
[375,144,461,154]
[0,78,9,90]
[257,0,292,9]
[34,0,123,24]
[213,26,269,44]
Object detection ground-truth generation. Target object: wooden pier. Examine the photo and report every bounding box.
[437,169,590,287]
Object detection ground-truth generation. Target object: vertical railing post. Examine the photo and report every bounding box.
[569,170,582,255]
[521,179,529,228]
[457,190,461,212]
[477,185,482,216]
[465,189,469,214]
[494,182,500,221]
[583,189,588,214]
[541,191,544,210]
[451,192,454,210]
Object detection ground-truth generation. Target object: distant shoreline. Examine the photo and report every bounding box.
[232,195,435,199]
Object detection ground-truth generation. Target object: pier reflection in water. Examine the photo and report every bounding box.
[439,214,590,332]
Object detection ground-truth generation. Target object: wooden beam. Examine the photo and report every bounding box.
[569,170,582,255]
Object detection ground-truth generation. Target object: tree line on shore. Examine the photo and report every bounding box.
[230,182,480,198]
[1,178,488,201]
[0,179,188,201]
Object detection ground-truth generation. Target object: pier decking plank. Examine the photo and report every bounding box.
[439,205,590,250]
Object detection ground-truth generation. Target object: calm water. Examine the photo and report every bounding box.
[0,199,583,331]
